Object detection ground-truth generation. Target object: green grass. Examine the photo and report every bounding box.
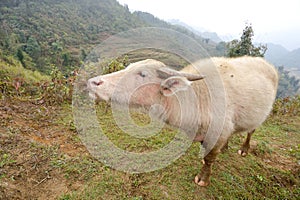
[94,103,178,153]
[58,103,300,199]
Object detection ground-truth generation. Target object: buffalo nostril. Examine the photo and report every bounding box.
[92,80,103,86]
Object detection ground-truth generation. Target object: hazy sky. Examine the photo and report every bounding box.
[117,0,300,50]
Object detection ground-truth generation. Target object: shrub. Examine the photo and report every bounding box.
[272,96,300,117]
[0,58,74,105]
[39,66,75,105]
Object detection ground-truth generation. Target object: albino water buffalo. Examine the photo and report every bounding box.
[87,56,278,186]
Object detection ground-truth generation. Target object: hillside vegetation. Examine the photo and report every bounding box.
[0,0,223,75]
[0,0,145,74]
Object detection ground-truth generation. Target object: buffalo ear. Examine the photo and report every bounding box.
[160,76,191,96]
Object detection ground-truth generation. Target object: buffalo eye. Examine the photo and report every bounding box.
[138,71,147,78]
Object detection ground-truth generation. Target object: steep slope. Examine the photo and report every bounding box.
[0,0,145,73]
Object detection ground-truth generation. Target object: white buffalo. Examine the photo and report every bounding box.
[87,56,278,186]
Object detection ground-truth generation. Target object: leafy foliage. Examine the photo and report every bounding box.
[102,56,128,75]
[0,55,128,105]
[272,95,300,116]
[227,24,267,57]
[40,66,74,105]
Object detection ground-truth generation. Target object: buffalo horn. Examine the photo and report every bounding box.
[157,68,205,81]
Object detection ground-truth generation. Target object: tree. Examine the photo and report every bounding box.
[16,48,24,66]
[24,36,41,60]
[80,49,87,61]
[226,24,267,57]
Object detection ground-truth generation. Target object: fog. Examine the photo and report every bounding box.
[117,0,300,51]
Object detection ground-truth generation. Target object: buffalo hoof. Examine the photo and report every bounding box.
[238,149,248,157]
[194,175,209,187]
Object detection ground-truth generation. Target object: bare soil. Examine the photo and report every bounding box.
[0,98,86,200]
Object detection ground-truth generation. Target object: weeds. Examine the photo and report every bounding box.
[255,141,273,156]
[289,144,300,160]
[0,153,16,168]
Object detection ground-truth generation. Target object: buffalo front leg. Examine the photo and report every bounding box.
[238,129,255,156]
[194,148,219,187]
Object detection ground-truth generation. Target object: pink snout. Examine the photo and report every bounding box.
[88,77,104,88]
[87,76,112,101]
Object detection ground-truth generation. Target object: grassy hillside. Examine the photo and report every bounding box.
[0,55,299,199]
[0,52,49,98]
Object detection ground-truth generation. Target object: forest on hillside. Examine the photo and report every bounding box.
[0,0,145,74]
[0,0,224,75]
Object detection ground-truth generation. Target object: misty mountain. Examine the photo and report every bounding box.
[168,19,222,43]
[133,11,224,56]
[168,19,204,34]
[265,43,300,69]
[167,19,300,70]
[168,20,300,70]
[265,43,289,66]
[283,48,300,69]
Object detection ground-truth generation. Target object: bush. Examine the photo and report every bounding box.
[102,56,128,74]
[39,66,75,105]
[272,96,300,117]
[0,58,74,105]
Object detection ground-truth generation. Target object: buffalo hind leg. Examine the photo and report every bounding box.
[238,129,255,156]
